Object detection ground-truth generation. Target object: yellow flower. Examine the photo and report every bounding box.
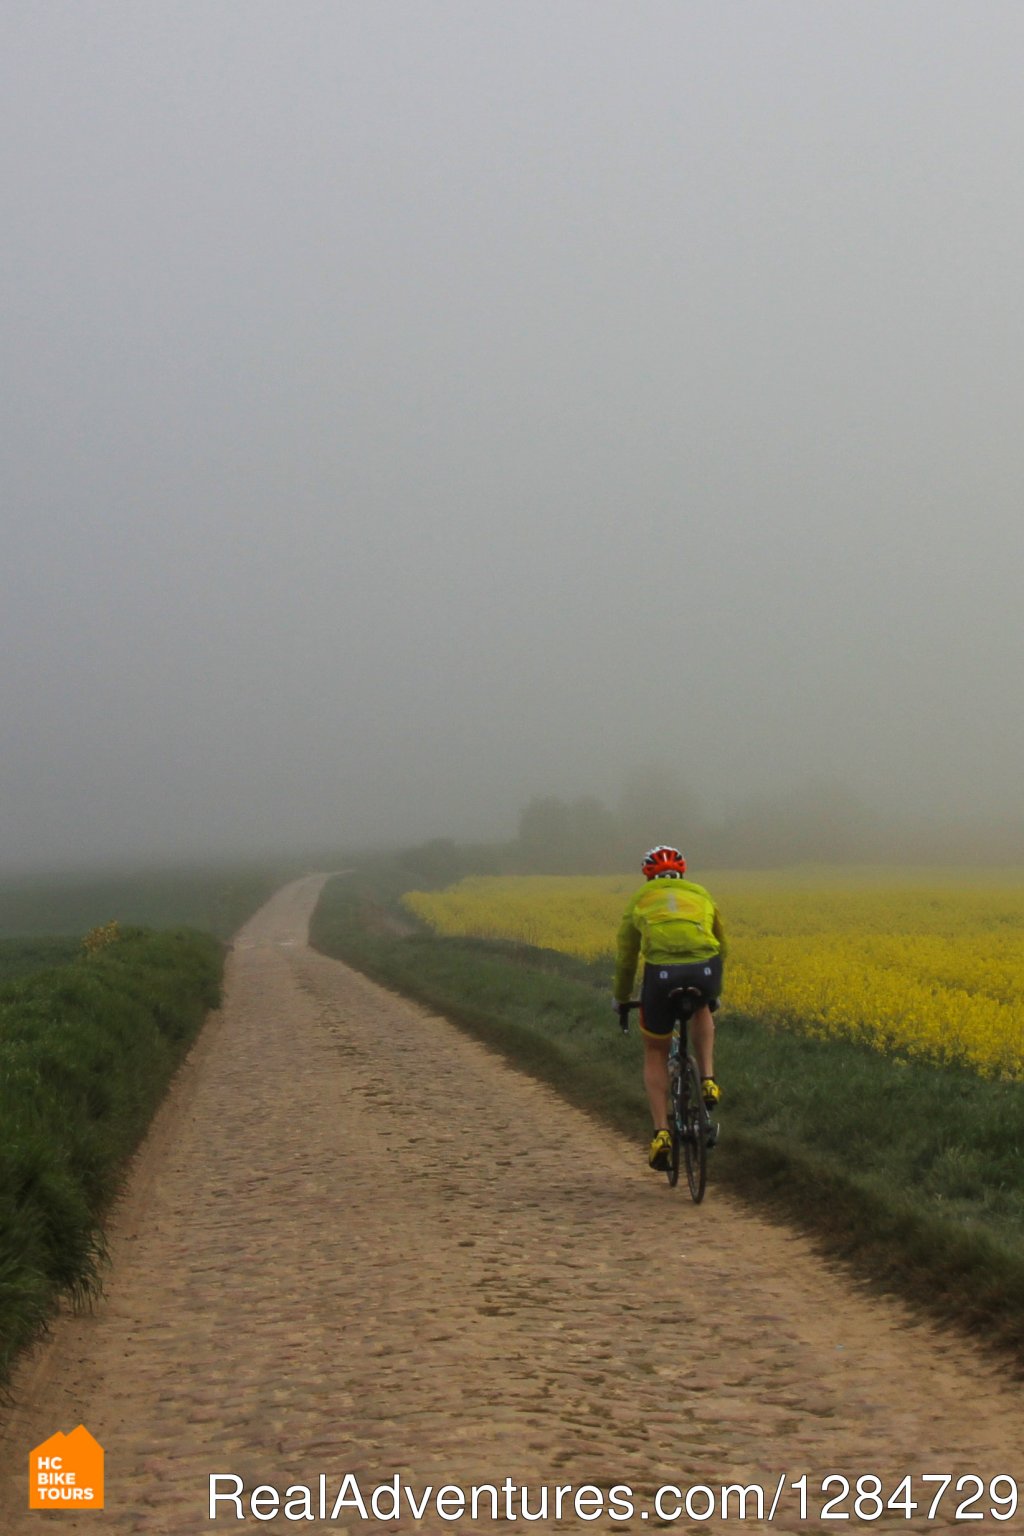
[404,870,1024,1079]
[81,919,121,957]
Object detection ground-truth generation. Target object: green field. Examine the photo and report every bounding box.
[0,861,305,944]
[0,936,82,984]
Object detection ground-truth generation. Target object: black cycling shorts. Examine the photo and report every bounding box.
[639,956,723,1039]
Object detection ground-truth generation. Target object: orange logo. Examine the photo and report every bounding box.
[29,1426,104,1510]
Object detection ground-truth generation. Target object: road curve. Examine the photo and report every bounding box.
[0,875,1020,1534]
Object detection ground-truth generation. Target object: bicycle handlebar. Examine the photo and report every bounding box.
[617,1000,640,1032]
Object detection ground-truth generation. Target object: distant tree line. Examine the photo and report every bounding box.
[399,765,1024,884]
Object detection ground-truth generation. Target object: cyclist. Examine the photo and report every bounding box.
[613,846,727,1171]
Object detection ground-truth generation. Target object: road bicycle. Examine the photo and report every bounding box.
[619,989,717,1202]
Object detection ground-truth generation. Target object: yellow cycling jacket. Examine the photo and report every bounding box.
[613,877,727,1002]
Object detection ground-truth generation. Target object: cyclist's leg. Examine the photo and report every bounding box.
[670,956,723,1104]
[642,1033,672,1130]
[691,1004,715,1080]
[638,966,675,1168]
[638,965,675,1128]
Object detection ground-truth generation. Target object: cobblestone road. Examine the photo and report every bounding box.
[1,876,1020,1533]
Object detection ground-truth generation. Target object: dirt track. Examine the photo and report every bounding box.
[1,875,1021,1534]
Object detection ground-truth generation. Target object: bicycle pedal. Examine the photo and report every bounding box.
[706,1122,720,1148]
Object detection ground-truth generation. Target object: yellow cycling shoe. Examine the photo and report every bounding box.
[648,1129,672,1171]
[701,1077,722,1109]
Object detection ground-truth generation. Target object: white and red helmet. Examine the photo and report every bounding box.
[641,845,687,879]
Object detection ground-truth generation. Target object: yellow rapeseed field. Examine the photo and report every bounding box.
[403,870,1024,1078]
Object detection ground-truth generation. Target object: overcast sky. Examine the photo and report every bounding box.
[3,1,1022,869]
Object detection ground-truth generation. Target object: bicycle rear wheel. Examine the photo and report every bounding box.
[681,1055,708,1203]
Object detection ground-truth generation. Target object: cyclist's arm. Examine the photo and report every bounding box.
[712,907,727,960]
[612,909,641,1003]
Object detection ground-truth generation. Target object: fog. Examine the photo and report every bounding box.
[3,2,1022,871]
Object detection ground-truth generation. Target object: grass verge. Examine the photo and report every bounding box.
[311,869,1024,1366]
[0,926,223,1384]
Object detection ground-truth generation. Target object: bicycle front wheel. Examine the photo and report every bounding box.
[667,1107,680,1187]
[681,1055,708,1203]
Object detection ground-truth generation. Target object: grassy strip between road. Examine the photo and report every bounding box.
[311,870,1024,1366]
[0,926,223,1384]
